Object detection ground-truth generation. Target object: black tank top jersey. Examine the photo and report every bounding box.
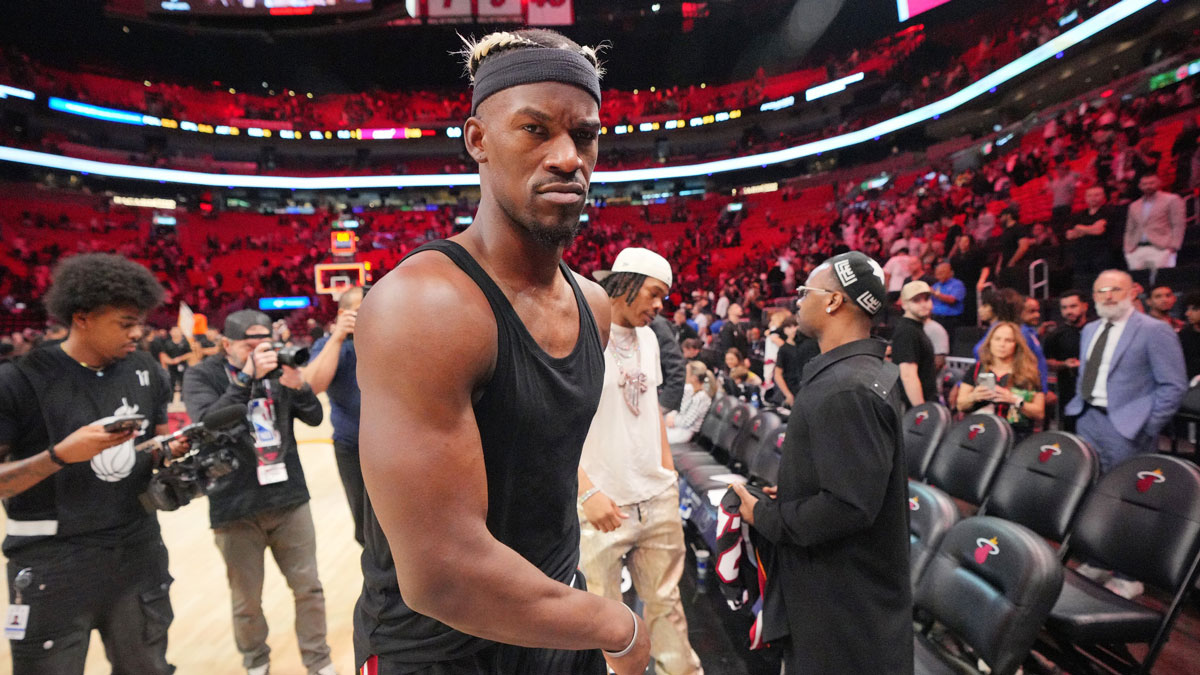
[0,346,170,555]
[354,240,606,670]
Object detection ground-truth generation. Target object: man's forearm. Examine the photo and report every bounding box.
[899,368,924,405]
[398,536,635,652]
[0,451,60,499]
[301,339,343,394]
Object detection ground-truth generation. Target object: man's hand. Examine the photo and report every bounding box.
[1065,358,1080,368]
[53,424,138,464]
[603,613,651,675]
[243,342,278,380]
[332,310,357,342]
[278,365,304,390]
[730,482,759,525]
[582,492,628,532]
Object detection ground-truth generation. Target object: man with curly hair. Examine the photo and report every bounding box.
[354,28,650,675]
[0,253,185,675]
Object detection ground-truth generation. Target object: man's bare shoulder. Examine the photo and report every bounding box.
[573,271,611,346]
[357,251,497,376]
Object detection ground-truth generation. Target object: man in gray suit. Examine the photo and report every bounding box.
[1064,270,1187,474]
[1123,175,1185,271]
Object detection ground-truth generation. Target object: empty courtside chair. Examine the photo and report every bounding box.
[1041,454,1200,675]
[747,427,786,487]
[907,481,959,586]
[922,413,1013,511]
[978,431,1098,547]
[672,395,737,469]
[685,409,784,492]
[914,516,1064,675]
[904,402,951,480]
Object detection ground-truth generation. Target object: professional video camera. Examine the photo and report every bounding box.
[263,342,309,380]
[139,404,247,512]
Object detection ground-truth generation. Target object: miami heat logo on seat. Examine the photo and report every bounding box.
[1135,469,1165,493]
[1038,443,1062,463]
[974,536,999,564]
[967,423,986,440]
[914,411,929,426]
[908,496,920,511]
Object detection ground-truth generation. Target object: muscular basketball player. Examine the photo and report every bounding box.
[353,30,651,675]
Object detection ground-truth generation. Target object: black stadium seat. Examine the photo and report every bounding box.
[1041,454,1200,675]
[685,409,784,491]
[747,427,786,487]
[978,431,1098,547]
[913,516,1064,675]
[672,395,737,469]
[907,480,959,587]
[676,401,754,475]
[904,402,951,480]
[921,413,1013,511]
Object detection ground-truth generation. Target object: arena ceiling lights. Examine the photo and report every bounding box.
[0,0,1160,189]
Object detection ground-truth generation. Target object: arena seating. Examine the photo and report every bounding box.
[913,516,1064,675]
[904,402,952,481]
[906,480,960,586]
[1040,454,1200,674]
[920,413,1014,512]
[976,431,1099,547]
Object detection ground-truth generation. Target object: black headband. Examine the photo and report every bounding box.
[471,47,601,116]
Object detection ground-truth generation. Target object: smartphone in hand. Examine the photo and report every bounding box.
[96,414,146,434]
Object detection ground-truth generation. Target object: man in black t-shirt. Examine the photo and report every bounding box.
[996,209,1035,269]
[159,326,192,395]
[0,253,183,675]
[1182,292,1200,381]
[1065,186,1117,290]
[893,281,938,406]
[182,310,334,675]
[1043,291,1090,432]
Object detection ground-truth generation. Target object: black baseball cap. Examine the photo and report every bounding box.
[224,310,272,340]
[821,251,887,316]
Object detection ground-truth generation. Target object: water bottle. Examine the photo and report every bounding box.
[694,549,710,589]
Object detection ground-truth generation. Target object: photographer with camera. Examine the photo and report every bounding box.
[0,253,185,675]
[301,286,364,545]
[181,309,336,675]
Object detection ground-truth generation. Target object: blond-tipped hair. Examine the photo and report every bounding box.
[456,29,605,84]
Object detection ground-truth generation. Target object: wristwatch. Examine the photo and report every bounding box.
[234,371,254,388]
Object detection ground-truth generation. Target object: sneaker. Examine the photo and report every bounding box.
[1104,577,1145,600]
[1075,563,1112,584]
[314,665,338,675]
[247,666,269,675]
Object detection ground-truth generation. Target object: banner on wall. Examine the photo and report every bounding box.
[526,0,572,25]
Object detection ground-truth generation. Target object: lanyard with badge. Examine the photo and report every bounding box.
[229,365,288,486]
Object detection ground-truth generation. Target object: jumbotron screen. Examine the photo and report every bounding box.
[149,0,372,16]
[897,0,954,22]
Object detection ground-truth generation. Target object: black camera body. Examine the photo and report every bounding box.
[141,442,241,512]
[139,405,247,512]
[263,342,310,380]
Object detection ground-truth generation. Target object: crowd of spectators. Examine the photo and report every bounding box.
[0,0,1117,139]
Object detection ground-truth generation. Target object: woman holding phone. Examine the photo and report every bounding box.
[957,321,1046,441]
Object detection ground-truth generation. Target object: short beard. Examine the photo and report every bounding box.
[500,200,581,249]
[1096,298,1132,321]
[526,218,581,248]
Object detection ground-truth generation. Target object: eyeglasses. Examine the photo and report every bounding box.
[1093,286,1127,297]
[796,285,836,300]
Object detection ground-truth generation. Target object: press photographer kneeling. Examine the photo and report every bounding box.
[181,310,336,675]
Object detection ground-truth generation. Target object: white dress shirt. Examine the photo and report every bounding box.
[1084,307,1134,407]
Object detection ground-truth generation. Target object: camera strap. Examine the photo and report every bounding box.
[227,367,288,486]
